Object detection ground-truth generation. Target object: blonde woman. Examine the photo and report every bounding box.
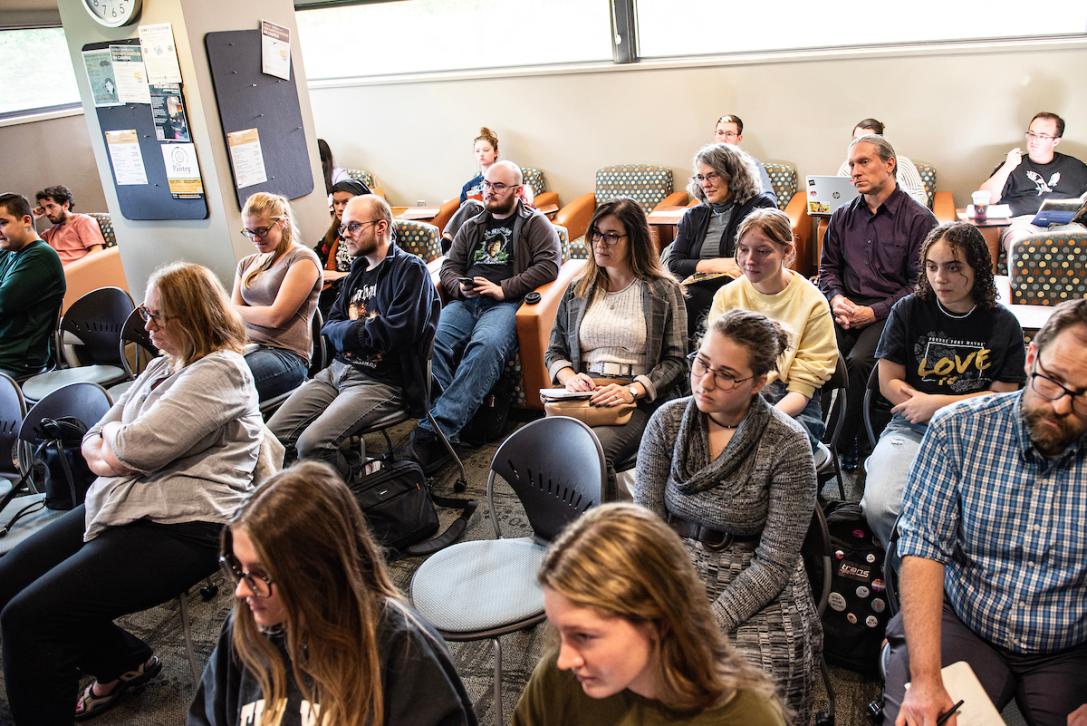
[0,263,263,722]
[233,192,323,402]
[189,461,475,726]
[514,503,784,725]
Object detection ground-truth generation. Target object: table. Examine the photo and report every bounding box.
[956,209,1012,273]
[391,206,441,222]
[646,205,689,253]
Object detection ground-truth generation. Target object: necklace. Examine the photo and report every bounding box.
[707,412,743,430]
[935,298,976,319]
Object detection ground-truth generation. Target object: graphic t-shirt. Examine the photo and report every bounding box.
[875,294,1026,396]
[466,214,515,284]
[994,152,1087,216]
[341,260,401,385]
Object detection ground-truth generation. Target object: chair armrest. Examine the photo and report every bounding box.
[534,191,559,212]
[427,257,449,305]
[62,247,128,313]
[932,191,955,223]
[785,191,814,277]
[654,191,690,210]
[994,274,1012,304]
[553,193,596,244]
[430,198,460,236]
[514,259,586,410]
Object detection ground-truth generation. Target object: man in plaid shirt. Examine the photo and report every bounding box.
[882,298,1087,726]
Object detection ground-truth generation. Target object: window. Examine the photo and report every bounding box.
[636,0,1087,59]
[296,0,613,80]
[0,28,81,118]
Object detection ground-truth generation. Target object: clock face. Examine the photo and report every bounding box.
[82,0,142,27]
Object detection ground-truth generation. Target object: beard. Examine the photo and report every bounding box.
[485,194,517,215]
[1023,403,1087,456]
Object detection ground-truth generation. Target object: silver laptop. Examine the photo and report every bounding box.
[805,175,860,216]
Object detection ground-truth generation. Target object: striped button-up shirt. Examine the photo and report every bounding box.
[898,390,1087,655]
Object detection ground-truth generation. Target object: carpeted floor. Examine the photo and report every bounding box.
[0,421,886,725]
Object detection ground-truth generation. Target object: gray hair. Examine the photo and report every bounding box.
[688,143,763,205]
[848,134,897,175]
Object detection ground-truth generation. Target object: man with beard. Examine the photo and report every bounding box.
[34,185,106,265]
[882,298,1087,726]
[411,160,560,471]
[267,195,438,478]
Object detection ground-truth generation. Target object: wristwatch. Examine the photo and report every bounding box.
[626,384,640,401]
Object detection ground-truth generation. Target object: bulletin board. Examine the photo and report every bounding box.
[83,39,209,220]
[204,29,314,210]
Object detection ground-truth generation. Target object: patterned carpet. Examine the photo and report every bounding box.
[0,421,885,725]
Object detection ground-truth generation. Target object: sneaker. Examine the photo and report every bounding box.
[411,429,451,475]
[839,437,860,472]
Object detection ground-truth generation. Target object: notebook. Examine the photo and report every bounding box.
[905,660,1004,725]
[805,175,860,216]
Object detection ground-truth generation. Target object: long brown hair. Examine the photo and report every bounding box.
[573,197,675,300]
[147,262,246,368]
[224,461,401,726]
[241,192,300,288]
[540,503,783,715]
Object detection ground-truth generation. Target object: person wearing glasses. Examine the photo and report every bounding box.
[410,161,560,472]
[544,198,687,499]
[667,143,777,343]
[0,262,262,722]
[189,461,476,726]
[634,309,821,722]
[713,114,777,207]
[233,192,322,403]
[314,179,371,318]
[268,194,438,479]
[882,297,1087,726]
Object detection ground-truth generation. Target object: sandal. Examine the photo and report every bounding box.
[74,655,162,721]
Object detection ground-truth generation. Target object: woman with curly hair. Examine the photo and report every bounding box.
[861,222,1026,545]
[513,503,784,725]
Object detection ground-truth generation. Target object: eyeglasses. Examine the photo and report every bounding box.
[219,554,275,598]
[1029,359,1087,414]
[481,180,520,192]
[1025,131,1058,142]
[688,352,755,390]
[135,304,168,326]
[338,219,382,237]
[589,228,627,246]
[239,218,282,240]
[691,172,722,184]
[717,131,740,139]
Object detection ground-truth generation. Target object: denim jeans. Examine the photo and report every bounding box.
[761,380,825,450]
[860,414,927,546]
[244,346,307,402]
[420,297,519,439]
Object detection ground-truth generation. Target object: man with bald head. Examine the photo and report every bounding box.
[268,194,439,478]
[412,160,561,470]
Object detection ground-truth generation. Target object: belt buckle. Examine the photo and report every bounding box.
[700,526,733,552]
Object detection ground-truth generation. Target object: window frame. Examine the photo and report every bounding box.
[0,24,83,125]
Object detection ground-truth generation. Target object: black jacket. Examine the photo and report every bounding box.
[667,192,778,278]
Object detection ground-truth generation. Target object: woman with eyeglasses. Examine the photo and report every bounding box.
[634,308,821,721]
[189,460,476,726]
[545,198,687,499]
[0,262,263,722]
[708,208,838,451]
[860,222,1024,546]
[314,179,370,317]
[232,192,323,403]
[513,503,784,725]
[667,143,777,343]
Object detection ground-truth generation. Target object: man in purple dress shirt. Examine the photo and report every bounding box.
[818,135,937,468]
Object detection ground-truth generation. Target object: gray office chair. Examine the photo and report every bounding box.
[817,356,849,500]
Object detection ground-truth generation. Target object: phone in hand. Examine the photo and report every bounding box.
[457,277,476,287]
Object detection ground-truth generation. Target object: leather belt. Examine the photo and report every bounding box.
[587,361,636,376]
[667,515,760,552]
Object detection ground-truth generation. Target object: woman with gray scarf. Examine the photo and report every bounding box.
[633,309,821,723]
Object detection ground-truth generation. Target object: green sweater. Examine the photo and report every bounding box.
[512,654,785,726]
[0,239,65,376]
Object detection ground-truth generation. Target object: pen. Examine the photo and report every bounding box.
[936,699,964,725]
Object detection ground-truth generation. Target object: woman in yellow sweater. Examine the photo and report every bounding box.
[707,208,837,449]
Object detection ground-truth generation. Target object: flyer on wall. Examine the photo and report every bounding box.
[110,45,151,104]
[149,83,190,142]
[104,129,148,186]
[161,143,204,199]
[138,22,182,85]
[260,20,291,80]
[82,49,121,107]
[226,128,268,189]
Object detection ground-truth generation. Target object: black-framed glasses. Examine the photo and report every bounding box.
[219,554,275,598]
[1025,131,1058,142]
[1030,360,1087,414]
[589,228,626,246]
[239,218,282,240]
[481,180,519,192]
[135,304,168,326]
[338,219,382,237]
[691,171,722,184]
[688,352,755,390]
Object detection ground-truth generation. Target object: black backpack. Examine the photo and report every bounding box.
[821,500,890,672]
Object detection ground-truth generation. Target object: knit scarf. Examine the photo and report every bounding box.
[670,393,772,495]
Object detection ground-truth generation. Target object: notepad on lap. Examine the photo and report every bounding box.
[905,661,1004,725]
[539,388,592,401]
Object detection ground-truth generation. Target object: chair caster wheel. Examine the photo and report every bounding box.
[199,583,219,601]
[453,478,467,493]
[815,712,835,726]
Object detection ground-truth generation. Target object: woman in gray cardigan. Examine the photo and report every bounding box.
[634,309,820,723]
[0,262,262,723]
[545,198,687,499]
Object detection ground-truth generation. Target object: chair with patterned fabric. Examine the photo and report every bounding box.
[88,213,116,248]
[913,161,955,222]
[392,219,442,263]
[519,167,559,211]
[1008,232,1087,306]
[344,168,385,200]
[763,161,815,276]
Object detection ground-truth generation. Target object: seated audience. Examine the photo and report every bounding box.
[634,309,821,721]
[34,184,106,264]
[545,198,687,498]
[883,298,1087,726]
[318,138,350,195]
[268,195,438,479]
[713,114,777,206]
[818,134,937,469]
[441,185,536,255]
[835,118,928,207]
[668,143,777,342]
[0,262,262,723]
[708,208,837,450]
[314,178,371,317]
[233,193,322,402]
[0,192,65,378]
[861,223,1024,546]
[514,502,785,726]
[189,461,476,725]
[411,161,560,471]
[459,127,500,204]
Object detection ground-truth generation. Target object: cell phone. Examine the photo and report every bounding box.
[457,277,476,286]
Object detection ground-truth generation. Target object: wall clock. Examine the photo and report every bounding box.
[82,0,143,28]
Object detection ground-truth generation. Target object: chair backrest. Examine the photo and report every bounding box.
[801,505,832,617]
[18,382,112,446]
[308,308,328,378]
[117,307,158,379]
[61,287,135,366]
[0,373,27,478]
[594,164,673,212]
[344,168,376,190]
[913,161,937,209]
[820,356,849,453]
[393,219,442,263]
[521,167,548,197]
[487,416,605,543]
[1009,233,1087,305]
[763,161,798,211]
[88,213,117,248]
[862,365,892,450]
